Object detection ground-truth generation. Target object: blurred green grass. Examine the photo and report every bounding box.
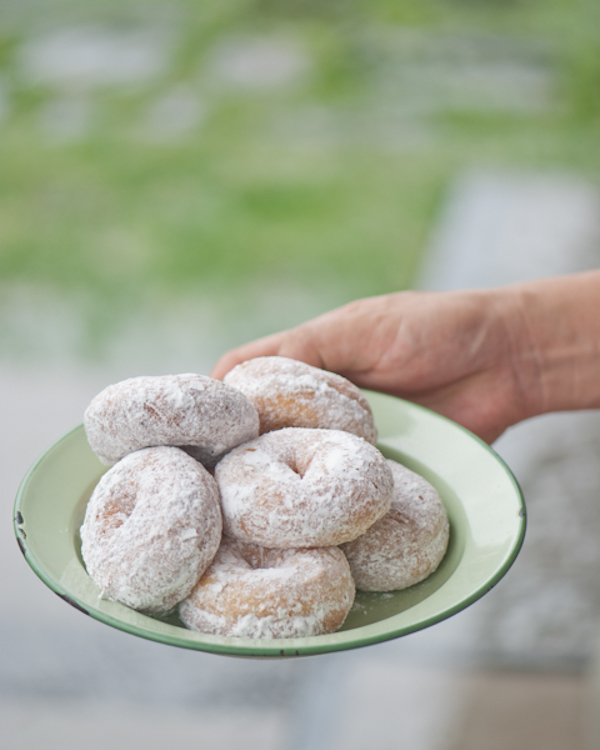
[0,0,599,307]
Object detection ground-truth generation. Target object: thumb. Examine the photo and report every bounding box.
[210,323,329,380]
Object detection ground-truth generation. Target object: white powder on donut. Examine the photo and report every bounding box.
[215,427,393,548]
[224,356,378,444]
[84,374,259,467]
[341,459,450,591]
[179,539,355,638]
[79,362,450,638]
[80,446,223,613]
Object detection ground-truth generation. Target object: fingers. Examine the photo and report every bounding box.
[209,287,526,445]
[274,325,329,369]
[211,295,395,381]
[211,322,332,379]
[210,331,289,379]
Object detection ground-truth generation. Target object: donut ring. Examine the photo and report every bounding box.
[215,427,393,548]
[224,356,378,444]
[80,446,222,613]
[179,538,355,638]
[84,374,259,468]
[341,459,449,591]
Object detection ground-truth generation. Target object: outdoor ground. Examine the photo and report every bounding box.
[1,0,599,330]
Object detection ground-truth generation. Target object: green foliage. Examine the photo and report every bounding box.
[0,0,598,310]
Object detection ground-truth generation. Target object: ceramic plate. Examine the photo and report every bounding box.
[14,391,525,658]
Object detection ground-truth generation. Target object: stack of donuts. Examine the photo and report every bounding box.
[81,356,449,640]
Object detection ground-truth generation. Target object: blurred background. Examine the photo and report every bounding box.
[2,0,600,748]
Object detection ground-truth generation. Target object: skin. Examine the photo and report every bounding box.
[212,270,600,444]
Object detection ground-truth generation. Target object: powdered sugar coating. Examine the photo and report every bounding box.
[216,427,393,548]
[224,356,378,444]
[80,446,223,613]
[179,538,355,638]
[84,374,260,467]
[341,459,449,591]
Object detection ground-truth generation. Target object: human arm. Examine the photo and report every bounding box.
[211,270,600,443]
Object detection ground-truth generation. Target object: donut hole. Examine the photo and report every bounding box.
[96,485,137,535]
[285,444,318,479]
[287,457,304,477]
[98,499,128,534]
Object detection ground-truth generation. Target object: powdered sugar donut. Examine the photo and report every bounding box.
[80,446,222,613]
[179,538,355,638]
[216,427,393,549]
[84,374,259,468]
[341,459,449,591]
[224,356,378,444]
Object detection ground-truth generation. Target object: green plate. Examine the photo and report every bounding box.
[14,391,525,658]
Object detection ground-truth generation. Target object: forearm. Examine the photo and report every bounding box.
[505,270,600,419]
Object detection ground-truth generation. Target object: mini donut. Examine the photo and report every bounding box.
[223,356,378,444]
[216,427,393,549]
[179,538,355,638]
[80,446,223,613]
[84,373,259,468]
[341,459,449,591]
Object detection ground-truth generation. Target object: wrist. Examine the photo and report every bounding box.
[504,271,600,418]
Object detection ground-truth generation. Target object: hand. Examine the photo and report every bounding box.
[212,288,532,443]
[212,271,600,443]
